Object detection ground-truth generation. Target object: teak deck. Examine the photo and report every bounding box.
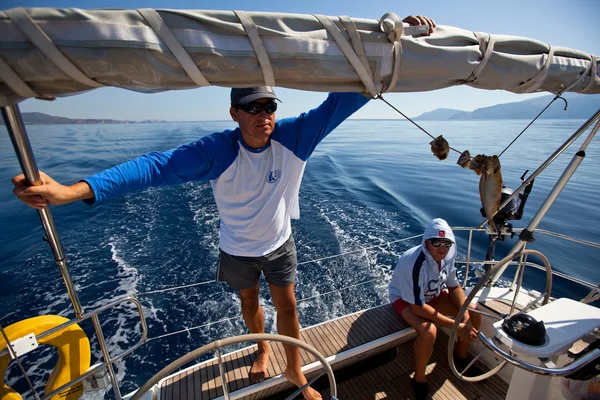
[158,302,510,400]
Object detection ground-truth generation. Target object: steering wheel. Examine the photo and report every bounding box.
[447,249,552,382]
[129,333,336,400]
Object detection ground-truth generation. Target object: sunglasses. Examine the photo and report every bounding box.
[429,240,453,248]
[234,101,278,115]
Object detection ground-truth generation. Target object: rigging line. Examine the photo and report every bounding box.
[146,314,244,342]
[377,95,463,155]
[138,279,216,297]
[295,278,381,305]
[498,92,567,158]
[138,234,423,297]
[145,277,384,342]
[297,233,423,266]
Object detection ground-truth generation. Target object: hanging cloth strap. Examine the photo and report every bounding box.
[138,9,211,87]
[339,16,374,80]
[466,33,496,83]
[233,10,276,87]
[0,56,40,99]
[314,14,379,97]
[558,53,596,94]
[6,8,104,89]
[581,54,598,93]
[513,46,556,93]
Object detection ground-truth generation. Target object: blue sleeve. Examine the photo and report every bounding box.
[83,130,239,204]
[274,92,370,161]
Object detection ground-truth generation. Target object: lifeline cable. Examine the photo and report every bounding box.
[146,277,383,342]
[136,233,423,298]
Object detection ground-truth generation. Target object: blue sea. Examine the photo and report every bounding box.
[1,118,599,398]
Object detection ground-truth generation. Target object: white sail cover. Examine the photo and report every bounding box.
[0,7,598,107]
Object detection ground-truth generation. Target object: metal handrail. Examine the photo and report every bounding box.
[450,226,600,291]
[0,297,148,400]
[129,333,338,400]
[479,334,600,376]
[0,296,148,359]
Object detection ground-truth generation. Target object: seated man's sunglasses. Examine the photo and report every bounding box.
[429,239,453,248]
[234,101,278,115]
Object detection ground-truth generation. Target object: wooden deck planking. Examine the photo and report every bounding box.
[157,304,507,400]
[324,332,508,400]
[322,319,347,350]
[269,340,287,374]
[199,358,209,398]
[480,298,526,316]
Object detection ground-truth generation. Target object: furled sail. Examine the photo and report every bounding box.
[0,7,598,107]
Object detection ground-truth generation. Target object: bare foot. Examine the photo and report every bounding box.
[249,349,270,383]
[284,368,322,400]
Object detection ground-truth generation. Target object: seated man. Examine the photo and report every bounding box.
[388,218,481,400]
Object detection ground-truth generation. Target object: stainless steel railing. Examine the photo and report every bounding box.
[0,296,148,400]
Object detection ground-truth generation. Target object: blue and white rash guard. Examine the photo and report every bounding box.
[83,92,369,256]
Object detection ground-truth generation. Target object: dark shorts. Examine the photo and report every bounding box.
[216,235,297,290]
[392,290,450,317]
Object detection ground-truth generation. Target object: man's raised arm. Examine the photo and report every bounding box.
[12,171,94,209]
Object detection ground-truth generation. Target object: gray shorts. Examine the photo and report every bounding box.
[216,235,297,290]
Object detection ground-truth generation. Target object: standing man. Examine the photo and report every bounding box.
[12,16,436,398]
[12,88,367,399]
[388,218,482,400]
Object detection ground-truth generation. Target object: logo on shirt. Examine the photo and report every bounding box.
[267,169,281,183]
[424,269,448,299]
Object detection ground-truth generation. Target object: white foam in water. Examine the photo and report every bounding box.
[293,191,410,325]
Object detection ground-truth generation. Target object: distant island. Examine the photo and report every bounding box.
[19,112,168,125]
[414,93,600,120]
[10,93,600,124]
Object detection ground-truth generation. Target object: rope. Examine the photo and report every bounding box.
[378,89,569,161]
[582,292,600,304]
[377,95,463,155]
[497,93,567,158]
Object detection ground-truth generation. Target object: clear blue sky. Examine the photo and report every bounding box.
[6,0,600,121]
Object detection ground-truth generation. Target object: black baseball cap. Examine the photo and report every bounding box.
[230,86,281,106]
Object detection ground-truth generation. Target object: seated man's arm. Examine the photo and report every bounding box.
[447,284,472,324]
[411,302,477,343]
[410,303,458,329]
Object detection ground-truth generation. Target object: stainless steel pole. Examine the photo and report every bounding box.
[479,108,600,229]
[489,115,600,285]
[2,104,84,318]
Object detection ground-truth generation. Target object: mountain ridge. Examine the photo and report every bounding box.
[414,93,600,120]
[8,93,600,124]
[16,112,168,125]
